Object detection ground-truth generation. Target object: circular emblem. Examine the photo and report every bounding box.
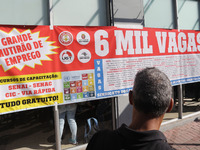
[77,49,91,63]
[76,31,90,45]
[60,50,74,64]
[63,76,70,82]
[59,31,73,46]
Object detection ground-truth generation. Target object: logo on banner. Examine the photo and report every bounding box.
[0,28,57,71]
[77,49,91,63]
[60,50,74,64]
[76,31,90,45]
[59,31,73,46]
[63,76,70,81]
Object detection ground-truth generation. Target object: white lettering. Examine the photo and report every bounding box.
[188,33,197,52]
[156,32,167,53]
[142,31,153,54]
[134,31,142,54]
[95,30,109,57]
[115,30,134,55]
[168,32,178,53]
[178,32,187,53]
[196,33,200,51]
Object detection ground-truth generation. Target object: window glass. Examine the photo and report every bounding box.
[178,0,200,30]
[143,0,175,29]
[0,0,49,25]
[52,0,108,26]
[0,99,113,149]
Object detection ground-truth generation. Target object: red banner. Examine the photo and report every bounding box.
[1,25,200,114]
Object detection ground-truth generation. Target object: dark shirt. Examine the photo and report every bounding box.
[86,124,175,150]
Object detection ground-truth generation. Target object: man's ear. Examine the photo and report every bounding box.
[166,98,174,113]
[129,90,134,105]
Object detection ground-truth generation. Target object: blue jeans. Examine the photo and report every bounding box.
[59,104,77,141]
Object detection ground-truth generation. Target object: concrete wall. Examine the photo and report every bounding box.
[116,95,132,127]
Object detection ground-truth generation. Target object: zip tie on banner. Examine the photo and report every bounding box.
[50,25,54,30]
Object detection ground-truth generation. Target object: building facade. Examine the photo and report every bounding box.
[0,0,200,149]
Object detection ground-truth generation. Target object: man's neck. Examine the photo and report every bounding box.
[129,109,164,131]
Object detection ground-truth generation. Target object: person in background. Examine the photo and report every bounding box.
[86,67,175,150]
[59,103,78,145]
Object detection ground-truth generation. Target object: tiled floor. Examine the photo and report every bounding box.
[164,119,200,150]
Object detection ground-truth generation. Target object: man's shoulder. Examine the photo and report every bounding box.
[86,125,175,150]
[86,129,123,150]
[93,129,122,142]
[150,139,175,150]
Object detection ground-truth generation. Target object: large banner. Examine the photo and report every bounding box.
[1,25,200,114]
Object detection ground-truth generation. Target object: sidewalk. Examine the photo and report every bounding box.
[0,99,199,150]
[163,118,200,150]
[67,113,200,150]
[69,117,200,150]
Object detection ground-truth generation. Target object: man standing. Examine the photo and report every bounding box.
[86,67,175,150]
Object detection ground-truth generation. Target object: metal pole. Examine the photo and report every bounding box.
[174,0,179,30]
[111,97,117,130]
[178,84,183,119]
[49,0,60,149]
[174,0,183,119]
[54,102,61,150]
[49,0,54,30]
[114,97,119,129]
[109,0,114,26]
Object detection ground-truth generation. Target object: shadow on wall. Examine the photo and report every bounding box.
[118,98,133,127]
